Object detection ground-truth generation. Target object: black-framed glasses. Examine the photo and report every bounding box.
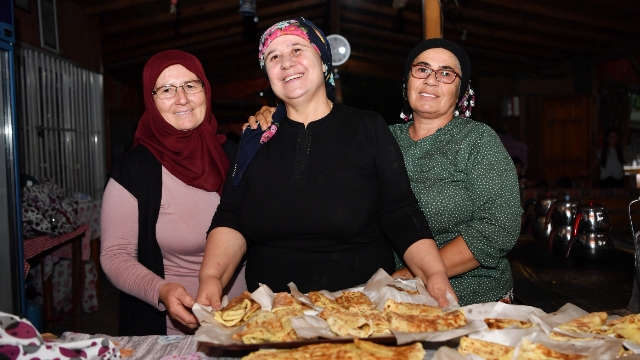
[152,80,204,99]
[410,64,460,84]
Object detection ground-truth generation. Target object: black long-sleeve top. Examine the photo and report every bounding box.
[210,104,433,293]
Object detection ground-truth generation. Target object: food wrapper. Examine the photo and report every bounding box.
[513,329,623,359]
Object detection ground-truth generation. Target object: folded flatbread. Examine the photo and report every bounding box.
[458,336,514,360]
[556,312,608,333]
[213,291,261,327]
[240,337,425,360]
[602,313,640,344]
[358,309,391,335]
[387,309,467,332]
[232,311,296,344]
[485,317,534,330]
[335,291,376,311]
[516,339,587,360]
[383,298,442,317]
[318,307,373,338]
[308,291,342,309]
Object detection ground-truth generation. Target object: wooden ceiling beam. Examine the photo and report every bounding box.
[340,23,420,46]
[444,20,591,54]
[340,9,422,34]
[84,0,158,15]
[101,0,325,36]
[475,0,640,34]
[443,3,631,47]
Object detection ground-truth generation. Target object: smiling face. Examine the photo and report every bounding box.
[153,64,206,131]
[407,48,461,121]
[263,35,327,104]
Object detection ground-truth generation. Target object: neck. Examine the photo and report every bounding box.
[285,96,333,126]
[409,111,455,140]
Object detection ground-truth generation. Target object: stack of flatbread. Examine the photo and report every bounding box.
[213,291,261,327]
[241,337,425,360]
[458,337,589,360]
[312,291,391,337]
[231,292,312,344]
[382,298,467,333]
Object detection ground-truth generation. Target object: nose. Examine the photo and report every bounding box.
[423,70,438,85]
[174,86,188,104]
[281,53,295,69]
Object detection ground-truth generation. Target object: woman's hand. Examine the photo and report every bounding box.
[391,267,414,279]
[195,276,224,310]
[423,271,456,308]
[404,239,458,308]
[246,106,276,130]
[158,282,199,329]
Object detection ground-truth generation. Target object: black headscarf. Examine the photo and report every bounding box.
[400,38,475,121]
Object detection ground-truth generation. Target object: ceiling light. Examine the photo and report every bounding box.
[239,0,256,17]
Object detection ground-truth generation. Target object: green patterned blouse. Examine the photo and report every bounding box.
[389,117,522,306]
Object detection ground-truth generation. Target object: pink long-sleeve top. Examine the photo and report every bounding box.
[101,166,246,334]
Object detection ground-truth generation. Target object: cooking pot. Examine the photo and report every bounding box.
[545,198,580,227]
[572,201,611,235]
[532,216,553,242]
[523,195,558,241]
[547,225,573,254]
[523,196,558,217]
[564,232,614,259]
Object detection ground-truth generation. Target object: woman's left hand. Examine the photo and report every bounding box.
[159,282,199,329]
[424,271,457,308]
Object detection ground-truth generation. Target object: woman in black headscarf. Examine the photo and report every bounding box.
[196,18,455,310]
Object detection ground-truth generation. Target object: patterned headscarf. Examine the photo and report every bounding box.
[258,17,335,102]
[400,38,476,121]
[231,18,336,186]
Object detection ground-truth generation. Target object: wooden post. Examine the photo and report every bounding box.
[423,0,442,39]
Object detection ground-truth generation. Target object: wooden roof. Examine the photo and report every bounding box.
[84,0,640,94]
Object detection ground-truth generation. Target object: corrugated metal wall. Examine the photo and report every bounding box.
[15,46,105,200]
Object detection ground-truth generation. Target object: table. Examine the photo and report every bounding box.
[509,235,633,313]
[23,224,98,318]
[58,332,438,359]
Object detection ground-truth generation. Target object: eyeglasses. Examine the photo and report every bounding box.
[410,65,460,84]
[152,80,204,99]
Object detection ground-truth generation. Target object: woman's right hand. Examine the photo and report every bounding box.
[246,106,276,130]
[195,276,224,310]
[158,282,199,329]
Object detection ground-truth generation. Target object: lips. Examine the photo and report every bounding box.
[174,109,193,115]
[283,73,303,82]
[419,92,437,98]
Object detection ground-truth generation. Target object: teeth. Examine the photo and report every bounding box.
[419,93,436,97]
[175,110,192,115]
[284,74,303,82]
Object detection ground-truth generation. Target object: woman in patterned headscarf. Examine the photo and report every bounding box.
[196,18,456,309]
[388,39,522,306]
[247,38,522,306]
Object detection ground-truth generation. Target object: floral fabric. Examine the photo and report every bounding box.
[21,179,79,238]
[0,311,119,359]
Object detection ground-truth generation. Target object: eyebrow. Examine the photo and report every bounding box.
[413,61,457,71]
[264,41,308,60]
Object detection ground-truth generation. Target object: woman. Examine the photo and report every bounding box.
[101,50,246,336]
[195,18,455,310]
[597,129,625,188]
[389,39,522,305]
[249,39,522,306]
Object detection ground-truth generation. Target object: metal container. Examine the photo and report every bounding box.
[532,216,553,242]
[565,232,614,259]
[547,225,573,254]
[572,201,611,234]
[545,199,580,227]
